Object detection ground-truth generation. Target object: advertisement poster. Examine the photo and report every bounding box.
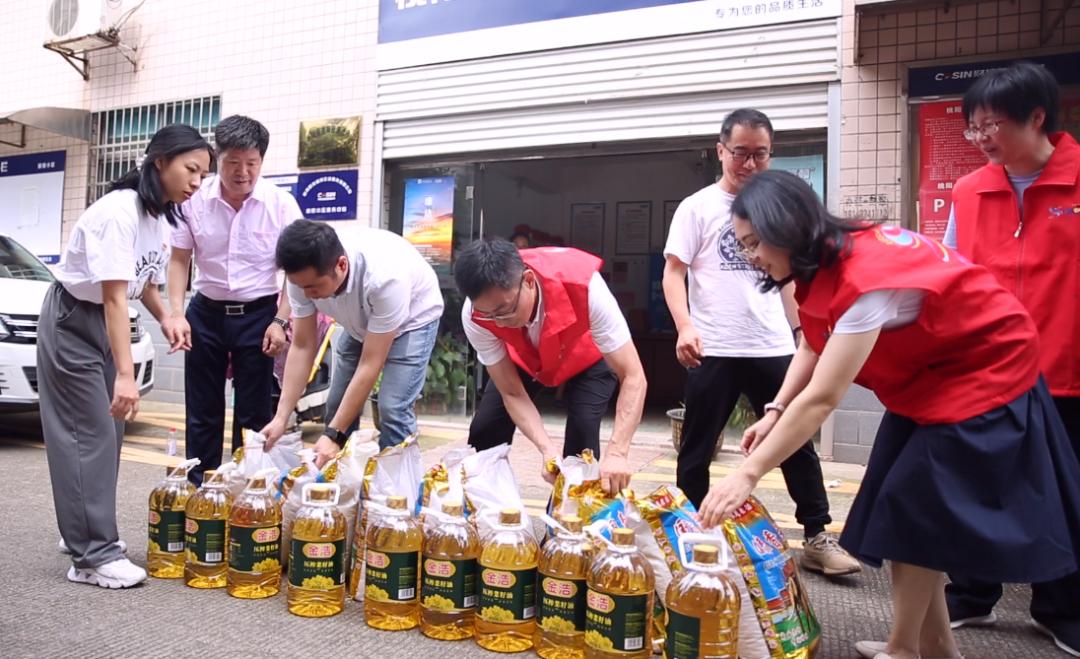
[403,176,454,278]
[570,202,604,256]
[296,170,358,221]
[917,101,987,241]
[0,150,66,263]
[615,201,651,255]
[298,116,360,168]
[772,154,825,201]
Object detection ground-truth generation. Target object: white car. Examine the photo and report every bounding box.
[0,234,155,412]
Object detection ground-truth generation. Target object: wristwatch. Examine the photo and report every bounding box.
[271,316,290,330]
[763,402,786,415]
[324,426,348,446]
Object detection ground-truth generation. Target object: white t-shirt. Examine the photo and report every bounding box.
[833,289,925,334]
[55,188,169,304]
[462,272,632,366]
[663,183,794,357]
[288,226,444,340]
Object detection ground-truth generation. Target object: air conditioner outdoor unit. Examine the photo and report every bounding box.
[45,0,137,42]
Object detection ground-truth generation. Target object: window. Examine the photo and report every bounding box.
[88,96,221,203]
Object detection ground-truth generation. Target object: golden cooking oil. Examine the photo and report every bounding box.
[475,508,539,653]
[184,470,231,588]
[420,502,480,641]
[287,483,348,617]
[148,462,197,579]
[585,528,655,659]
[347,500,368,600]
[536,515,594,659]
[664,544,740,659]
[364,495,423,631]
[226,473,283,599]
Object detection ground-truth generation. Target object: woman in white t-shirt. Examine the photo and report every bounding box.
[39,124,213,589]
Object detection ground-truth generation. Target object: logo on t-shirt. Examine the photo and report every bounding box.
[131,242,168,298]
[716,224,754,272]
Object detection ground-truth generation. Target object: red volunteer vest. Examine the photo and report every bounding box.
[796,226,1040,424]
[952,132,1080,396]
[473,247,604,387]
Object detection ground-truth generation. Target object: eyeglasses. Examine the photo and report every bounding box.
[721,144,773,164]
[472,275,526,322]
[963,120,1006,141]
[736,237,762,258]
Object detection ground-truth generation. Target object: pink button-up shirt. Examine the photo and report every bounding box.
[172,176,303,302]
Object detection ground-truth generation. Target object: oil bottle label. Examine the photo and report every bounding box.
[585,590,650,653]
[478,567,537,622]
[185,518,226,564]
[538,576,587,632]
[421,557,478,611]
[228,524,281,573]
[665,610,702,659]
[365,550,419,602]
[288,538,346,589]
[148,509,185,554]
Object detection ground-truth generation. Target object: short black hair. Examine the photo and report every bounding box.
[109,123,214,228]
[275,221,345,275]
[214,115,270,157]
[454,239,525,300]
[720,108,774,143]
[962,61,1060,134]
[731,170,863,293]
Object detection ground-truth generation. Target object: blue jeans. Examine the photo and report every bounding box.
[326,320,438,449]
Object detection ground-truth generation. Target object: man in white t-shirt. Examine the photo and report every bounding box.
[662,108,859,575]
[455,239,647,495]
[261,221,443,466]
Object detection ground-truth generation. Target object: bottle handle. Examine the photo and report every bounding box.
[167,457,201,480]
[677,532,732,569]
[302,482,340,506]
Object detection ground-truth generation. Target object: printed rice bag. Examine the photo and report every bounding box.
[548,449,600,520]
[415,445,474,523]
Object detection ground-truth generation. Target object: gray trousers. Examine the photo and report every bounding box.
[37,283,125,569]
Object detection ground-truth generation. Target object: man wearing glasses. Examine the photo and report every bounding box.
[662,108,859,575]
[455,239,647,495]
[942,62,1080,656]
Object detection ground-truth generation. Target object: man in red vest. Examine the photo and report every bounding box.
[454,239,647,495]
[943,61,1080,655]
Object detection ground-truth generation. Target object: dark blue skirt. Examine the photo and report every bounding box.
[839,378,1080,582]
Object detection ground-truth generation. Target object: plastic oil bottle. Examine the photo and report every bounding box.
[347,474,375,600]
[420,501,480,640]
[364,495,423,630]
[287,483,348,617]
[585,527,655,659]
[148,458,199,579]
[664,543,741,659]
[184,468,232,588]
[536,515,595,659]
[227,468,283,599]
[475,508,540,653]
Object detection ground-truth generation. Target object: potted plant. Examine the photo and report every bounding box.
[667,396,757,455]
[417,332,473,415]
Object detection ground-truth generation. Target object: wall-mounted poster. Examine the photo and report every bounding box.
[403,176,455,279]
[916,100,987,242]
[0,150,66,263]
[296,170,358,221]
[298,116,360,168]
[616,201,651,255]
[570,202,604,256]
[771,154,825,201]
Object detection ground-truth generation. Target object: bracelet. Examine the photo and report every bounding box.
[763,402,786,415]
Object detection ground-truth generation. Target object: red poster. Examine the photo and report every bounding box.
[917,100,987,241]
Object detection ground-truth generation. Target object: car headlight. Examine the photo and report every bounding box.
[0,316,10,341]
[132,314,146,341]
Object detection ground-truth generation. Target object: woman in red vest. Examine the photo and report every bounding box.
[697,170,1080,659]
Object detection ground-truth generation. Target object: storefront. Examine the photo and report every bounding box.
[372,0,843,413]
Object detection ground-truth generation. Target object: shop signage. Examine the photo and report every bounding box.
[402,176,454,280]
[908,52,1080,98]
[296,170,358,221]
[0,150,66,263]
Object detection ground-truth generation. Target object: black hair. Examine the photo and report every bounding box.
[962,61,1060,134]
[720,108,775,143]
[108,123,213,228]
[214,115,270,157]
[453,239,525,300]
[509,230,531,245]
[275,221,345,275]
[731,170,865,293]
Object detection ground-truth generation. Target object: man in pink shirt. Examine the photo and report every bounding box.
[163,115,303,484]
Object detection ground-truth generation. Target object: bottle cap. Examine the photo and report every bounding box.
[693,544,719,565]
[499,509,521,525]
[387,495,408,510]
[612,528,635,546]
[441,503,463,516]
[308,484,335,501]
[560,515,583,533]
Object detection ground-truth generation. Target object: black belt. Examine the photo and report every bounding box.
[193,293,277,316]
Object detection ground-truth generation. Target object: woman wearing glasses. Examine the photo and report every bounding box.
[698,170,1080,659]
[942,62,1080,656]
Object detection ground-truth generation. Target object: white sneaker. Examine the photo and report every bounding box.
[67,558,147,589]
[58,538,128,555]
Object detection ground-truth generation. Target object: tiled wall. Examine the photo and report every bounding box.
[839,0,1080,225]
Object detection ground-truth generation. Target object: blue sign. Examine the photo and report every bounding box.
[908,52,1080,98]
[264,174,298,198]
[296,170,358,221]
[0,150,66,177]
[378,0,699,43]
